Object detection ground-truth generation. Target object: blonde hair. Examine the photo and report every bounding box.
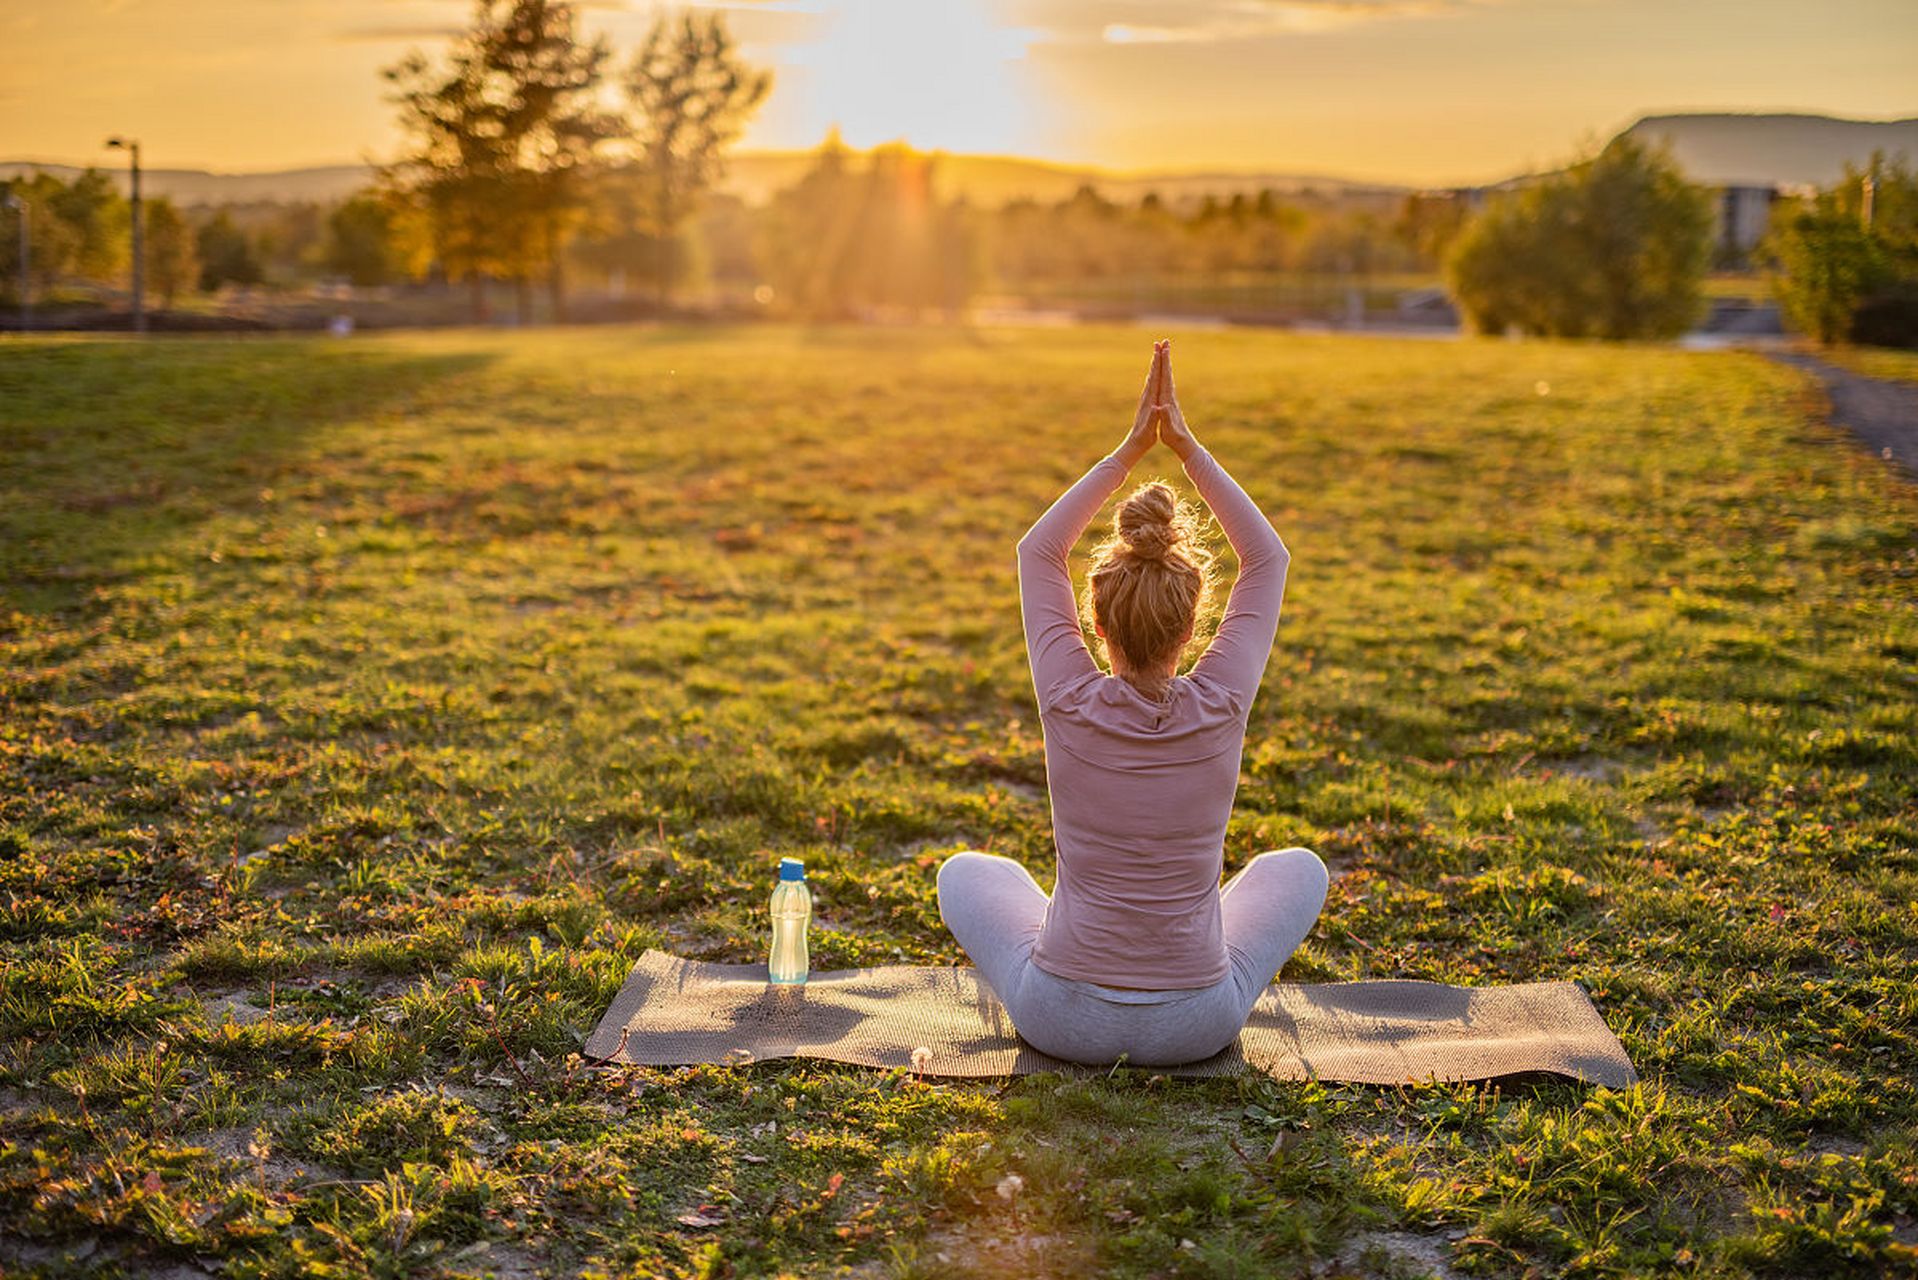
[1081,481,1215,675]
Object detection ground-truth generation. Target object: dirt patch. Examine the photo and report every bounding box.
[441,1239,545,1278]
[911,1220,1098,1279]
[1338,1229,1463,1279]
[202,993,273,1026]
[185,1125,359,1190]
[1542,756,1627,784]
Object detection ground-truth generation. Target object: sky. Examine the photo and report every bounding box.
[2,0,1914,186]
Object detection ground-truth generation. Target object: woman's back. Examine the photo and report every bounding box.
[1029,670,1251,986]
[1018,443,1289,990]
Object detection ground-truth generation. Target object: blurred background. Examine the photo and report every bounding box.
[0,0,1914,347]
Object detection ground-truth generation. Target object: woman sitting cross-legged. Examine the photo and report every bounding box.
[936,339,1329,1068]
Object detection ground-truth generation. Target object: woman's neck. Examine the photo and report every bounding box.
[1115,664,1177,700]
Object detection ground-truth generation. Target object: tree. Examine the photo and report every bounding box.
[383,1,618,320]
[1761,206,1890,344]
[1760,154,1918,346]
[1445,135,1713,340]
[253,203,328,283]
[1395,191,1470,267]
[625,9,770,304]
[756,135,977,319]
[477,0,621,318]
[325,193,411,286]
[142,197,199,307]
[47,168,128,285]
[196,213,264,291]
[0,174,80,299]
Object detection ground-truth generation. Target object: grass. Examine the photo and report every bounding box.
[0,324,1914,1279]
[1821,345,1918,385]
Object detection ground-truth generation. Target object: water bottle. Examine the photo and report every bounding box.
[768,857,812,984]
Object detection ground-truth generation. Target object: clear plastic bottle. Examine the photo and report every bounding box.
[768,857,812,984]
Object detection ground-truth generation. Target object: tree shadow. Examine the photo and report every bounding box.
[0,339,497,616]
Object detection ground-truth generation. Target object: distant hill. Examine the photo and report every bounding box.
[0,161,374,205]
[0,152,1402,211]
[1622,113,1918,188]
[10,111,1910,209]
[723,150,1403,207]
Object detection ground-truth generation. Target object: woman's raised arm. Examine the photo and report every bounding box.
[1016,342,1168,708]
[1157,350,1290,707]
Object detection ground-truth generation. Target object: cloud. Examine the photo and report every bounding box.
[334,25,466,44]
[999,0,1508,45]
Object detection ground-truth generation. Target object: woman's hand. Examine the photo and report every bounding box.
[1116,340,1170,468]
[1155,341,1201,462]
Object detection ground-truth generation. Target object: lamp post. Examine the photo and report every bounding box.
[106,137,144,333]
[2,191,24,332]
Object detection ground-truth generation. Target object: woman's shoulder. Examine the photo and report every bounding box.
[1044,672,1247,736]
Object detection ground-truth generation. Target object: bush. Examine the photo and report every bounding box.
[1761,207,1893,344]
[1850,286,1918,350]
[1445,135,1713,340]
[1761,156,1918,347]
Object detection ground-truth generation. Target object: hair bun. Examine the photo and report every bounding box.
[1117,482,1180,561]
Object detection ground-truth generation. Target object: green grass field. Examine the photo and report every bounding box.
[1823,346,1918,386]
[2,326,1914,1279]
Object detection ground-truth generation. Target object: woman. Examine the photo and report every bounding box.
[936,339,1329,1067]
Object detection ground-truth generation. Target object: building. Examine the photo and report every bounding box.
[1715,185,1779,264]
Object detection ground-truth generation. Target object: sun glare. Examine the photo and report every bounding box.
[771,0,1042,155]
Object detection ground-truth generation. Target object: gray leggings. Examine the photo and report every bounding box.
[935,848,1330,1067]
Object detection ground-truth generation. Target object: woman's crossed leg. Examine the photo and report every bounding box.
[935,848,1329,1064]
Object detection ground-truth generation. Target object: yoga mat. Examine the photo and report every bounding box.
[587,950,1637,1087]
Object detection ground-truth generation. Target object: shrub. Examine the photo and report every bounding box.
[1760,155,1918,347]
[1761,206,1893,344]
[1445,134,1713,340]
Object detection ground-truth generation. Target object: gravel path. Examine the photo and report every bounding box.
[1768,350,1918,477]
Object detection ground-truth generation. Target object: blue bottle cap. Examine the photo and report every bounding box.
[779,857,806,881]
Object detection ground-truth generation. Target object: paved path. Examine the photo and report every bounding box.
[1768,350,1918,477]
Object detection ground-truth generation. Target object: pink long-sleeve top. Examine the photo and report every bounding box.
[1017,445,1289,990]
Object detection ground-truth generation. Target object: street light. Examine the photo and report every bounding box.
[106,136,144,333]
[2,190,25,332]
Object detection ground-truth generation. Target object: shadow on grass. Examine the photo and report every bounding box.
[0,338,496,610]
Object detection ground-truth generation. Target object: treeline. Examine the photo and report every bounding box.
[0,0,1466,327]
[0,148,1444,322]
[0,170,226,306]
[0,0,1449,324]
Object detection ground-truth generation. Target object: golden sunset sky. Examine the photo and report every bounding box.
[3,0,1914,185]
